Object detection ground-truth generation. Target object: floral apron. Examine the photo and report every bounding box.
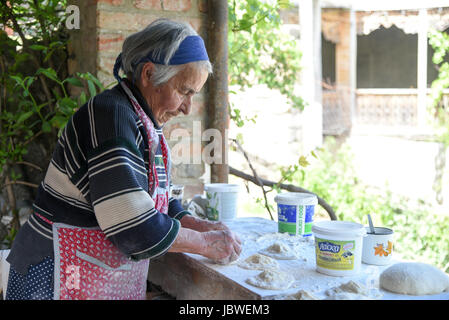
[52,82,171,300]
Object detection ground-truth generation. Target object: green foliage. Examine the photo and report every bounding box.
[228,0,304,127]
[1,227,17,249]
[289,137,449,272]
[0,1,105,235]
[428,28,449,146]
[0,1,104,169]
[2,69,104,170]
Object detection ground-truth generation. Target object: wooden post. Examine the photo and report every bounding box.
[207,0,229,183]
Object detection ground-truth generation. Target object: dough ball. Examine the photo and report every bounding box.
[245,269,295,290]
[380,262,449,295]
[259,241,297,260]
[238,253,279,271]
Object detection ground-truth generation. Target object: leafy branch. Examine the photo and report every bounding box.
[429,28,449,145]
[0,0,105,234]
[228,0,304,129]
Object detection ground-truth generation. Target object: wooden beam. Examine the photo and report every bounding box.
[207,0,229,183]
[229,166,337,221]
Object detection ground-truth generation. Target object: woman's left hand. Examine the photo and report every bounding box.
[180,215,241,243]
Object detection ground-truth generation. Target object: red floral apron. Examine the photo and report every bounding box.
[52,82,171,300]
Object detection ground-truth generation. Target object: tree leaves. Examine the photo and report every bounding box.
[16,111,34,124]
[428,28,449,147]
[63,77,83,87]
[228,0,304,114]
[36,67,60,83]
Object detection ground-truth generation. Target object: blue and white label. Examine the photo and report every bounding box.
[277,204,315,236]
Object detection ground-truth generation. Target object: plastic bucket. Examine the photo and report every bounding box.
[274,192,318,237]
[312,221,366,277]
[204,183,240,221]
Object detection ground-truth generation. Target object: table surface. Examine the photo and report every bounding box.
[178,217,449,300]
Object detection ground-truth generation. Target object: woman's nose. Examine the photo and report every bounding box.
[181,96,192,115]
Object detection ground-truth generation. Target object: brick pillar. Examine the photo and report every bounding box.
[67,0,210,201]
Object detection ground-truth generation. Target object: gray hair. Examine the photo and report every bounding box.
[120,19,213,86]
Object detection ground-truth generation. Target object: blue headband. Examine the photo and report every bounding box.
[113,35,209,82]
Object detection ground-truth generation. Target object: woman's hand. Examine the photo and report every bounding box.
[180,214,236,234]
[170,215,242,264]
[201,230,242,265]
[168,227,242,264]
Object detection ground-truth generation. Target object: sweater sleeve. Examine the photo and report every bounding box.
[86,95,179,261]
[168,197,191,220]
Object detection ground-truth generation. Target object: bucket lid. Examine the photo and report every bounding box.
[312,220,366,237]
[204,183,240,192]
[274,192,318,205]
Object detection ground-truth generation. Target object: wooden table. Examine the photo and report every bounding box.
[147,217,449,300]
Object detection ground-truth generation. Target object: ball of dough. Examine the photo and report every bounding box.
[238,253,279,271]
[259,241,297,260]
[380,262,449,295]
[246,269,295,290]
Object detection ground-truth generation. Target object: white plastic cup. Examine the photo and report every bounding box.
[312,220,367,277]
[204,183,240,221]
[274,192,318,237]
[362,227,394,266]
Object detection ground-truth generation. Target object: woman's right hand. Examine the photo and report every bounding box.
[201,230,242,265]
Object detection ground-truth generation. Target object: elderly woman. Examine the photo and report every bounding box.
[5,19,241,300]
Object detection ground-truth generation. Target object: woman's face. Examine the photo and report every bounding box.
[139,63,209,126]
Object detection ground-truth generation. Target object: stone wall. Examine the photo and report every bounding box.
[67,0,210,201]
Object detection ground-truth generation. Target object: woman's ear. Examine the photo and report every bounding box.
[140,62,154,87]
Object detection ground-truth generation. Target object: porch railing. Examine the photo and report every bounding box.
[355,89,419,126]
[322,86,352,135]
[322,87,449,135]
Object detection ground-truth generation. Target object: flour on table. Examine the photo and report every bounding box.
[380,262,449,295]
[245,269,295,290]
[256,232,313,245]
[238,253,279,271]
[325,280,382,300]
[285,289,319,300]
[259,241,297,260]
[257,232,299,243]
[325,280,369,296]
[325,292,372,300]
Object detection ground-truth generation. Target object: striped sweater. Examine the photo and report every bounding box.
[7,80,188,274]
